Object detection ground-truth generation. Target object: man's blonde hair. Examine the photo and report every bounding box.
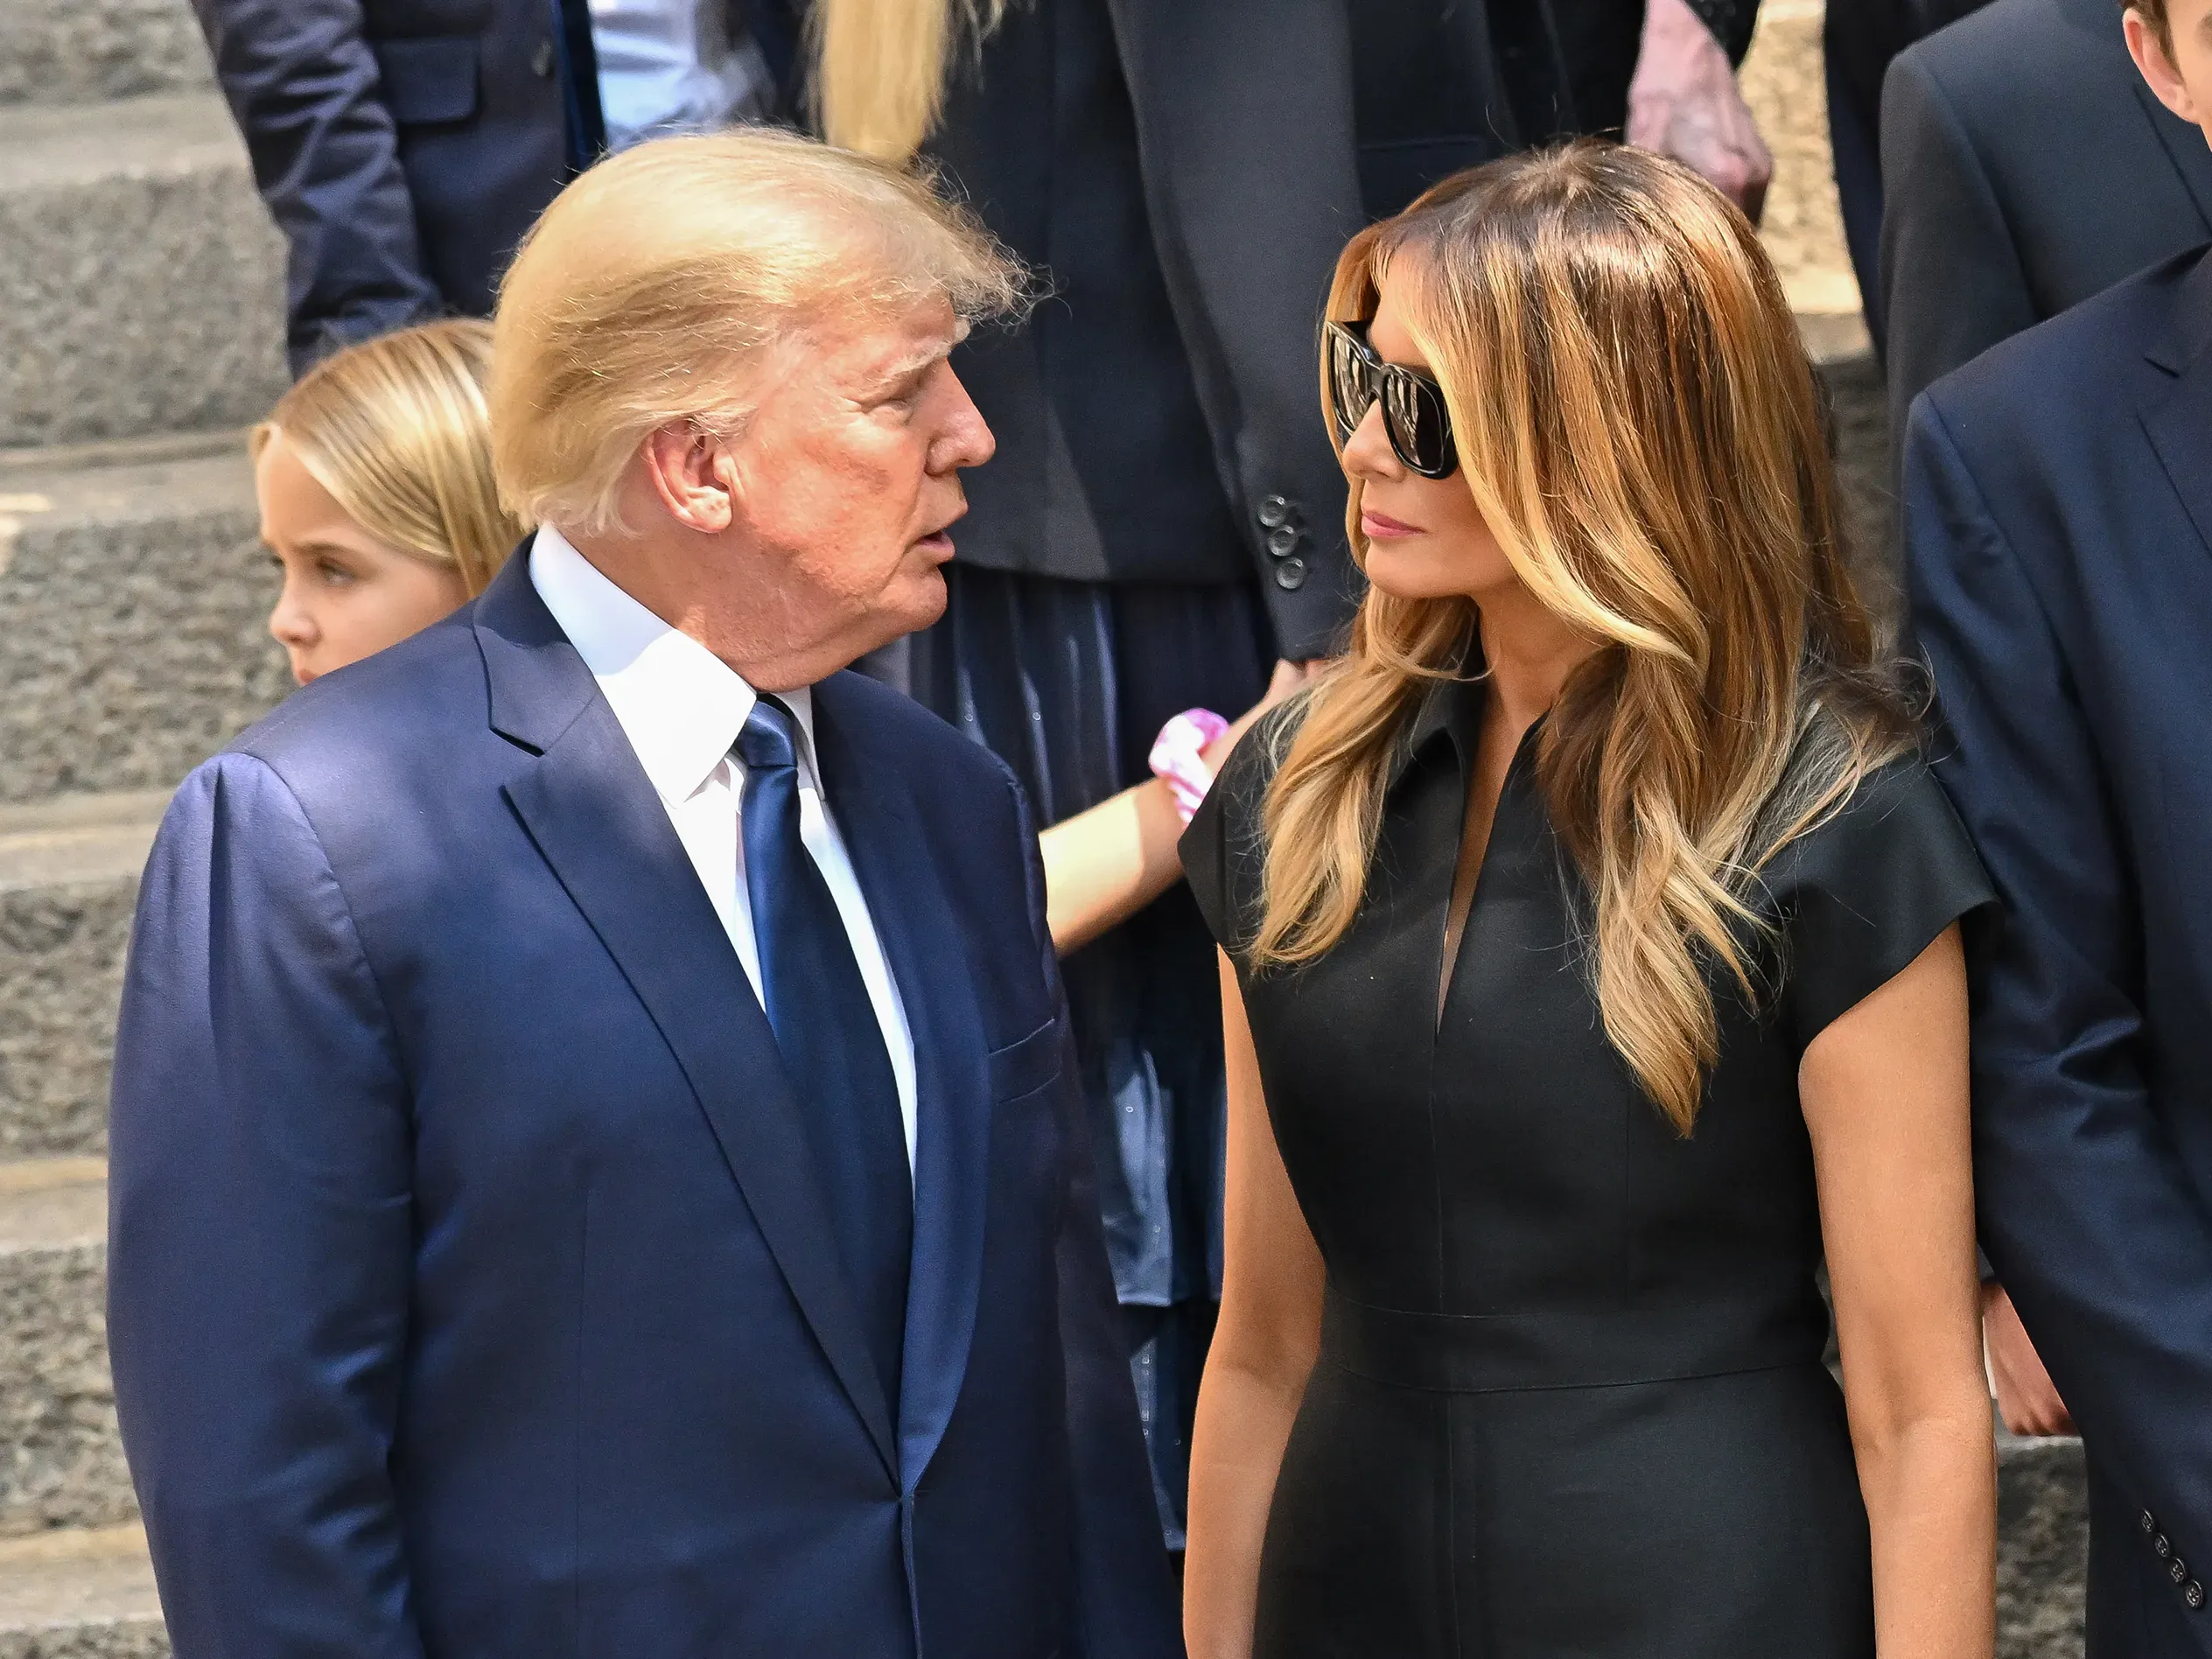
[490,126,1026,536]
[254,318,527,598]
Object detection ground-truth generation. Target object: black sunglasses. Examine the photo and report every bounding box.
[1325,318,1459,480]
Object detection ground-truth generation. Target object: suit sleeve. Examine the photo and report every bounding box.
[190,0,444,374]
[1004,778,1181,1658]
[1878,52,2040,449]
[108,753,424,1657]
[1904,397,2212,1599]
[1107,0,1367,661]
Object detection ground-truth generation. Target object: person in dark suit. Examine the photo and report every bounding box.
[1903,2,2212,1648]
[1824,0,1991,347]
[191,0,780,375]
[802,0,1774,1548]
[106,129,1180,1657]
[1880,0,2212,440]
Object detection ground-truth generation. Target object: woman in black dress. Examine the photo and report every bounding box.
[1180,144,1997,1658]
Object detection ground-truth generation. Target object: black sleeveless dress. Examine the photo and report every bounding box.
[1180,678,1993,1657]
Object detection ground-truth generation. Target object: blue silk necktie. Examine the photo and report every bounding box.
[735,696,911,1410]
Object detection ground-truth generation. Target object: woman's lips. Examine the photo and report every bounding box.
[1362,509,1420,539]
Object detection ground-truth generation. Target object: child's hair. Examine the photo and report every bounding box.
[253,318,529,598]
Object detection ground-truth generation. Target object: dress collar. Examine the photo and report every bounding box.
[528,524,820,804]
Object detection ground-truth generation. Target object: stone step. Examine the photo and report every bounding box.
[0,1161,135,1541]
[0,1524,164,1659]
[0,94,287,450]
[0,796,171,1160]
[0,0,212,108]
[0,438,285,808]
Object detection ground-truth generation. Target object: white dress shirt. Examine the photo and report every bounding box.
[530,526,919,1167]
[589,0,774,152]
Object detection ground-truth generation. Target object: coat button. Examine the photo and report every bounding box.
[2186,1578,2206,1610]
[532,37,556,77]
[1273,555,1309,591]
[2146,1511,2161,1535]
[2159,1535,2175,1560]
[1266,524,1303,558]
[1256,494,1296,530]
[2174,1558,2193,1586]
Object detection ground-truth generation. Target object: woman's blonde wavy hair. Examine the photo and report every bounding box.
[252,318,527,598]
[1255,143,1914,1134]
[809,0,1007,161]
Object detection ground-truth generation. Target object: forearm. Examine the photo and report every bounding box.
[1854,1408,1996,1658]
[1041,777,1186,956]
[1183,1352,1312,1659]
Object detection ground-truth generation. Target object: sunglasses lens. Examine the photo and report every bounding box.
[1329,327,1374,440]
[1382,374,1450,475]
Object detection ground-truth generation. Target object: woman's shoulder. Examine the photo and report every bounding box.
[1759,746,1995,1052]
[1178,696,1310,955]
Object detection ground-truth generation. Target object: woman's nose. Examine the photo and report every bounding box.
[1340,399,1402,480]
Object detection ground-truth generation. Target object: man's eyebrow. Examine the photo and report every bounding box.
[874,327,967,388]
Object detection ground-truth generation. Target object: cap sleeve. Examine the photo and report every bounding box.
[1767,754,1995,1054]
[1179,704,1298,959]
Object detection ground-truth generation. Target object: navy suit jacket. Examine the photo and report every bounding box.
[1905,247,2212,1655]
[106,556,1180,1658]
[189,0,606,374]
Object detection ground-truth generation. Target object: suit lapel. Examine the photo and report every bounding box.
[812,676,995,1496]
[2140,255,2212,573]
[474,564,900,1479]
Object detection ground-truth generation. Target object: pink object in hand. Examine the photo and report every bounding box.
[1150,709,1232,825]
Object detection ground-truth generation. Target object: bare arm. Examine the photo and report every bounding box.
[1183,950,1325,1659]
[1801,924,1995,1659]
[1041,662,1312,955]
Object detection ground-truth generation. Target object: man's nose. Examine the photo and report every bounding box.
[933,371,997,471]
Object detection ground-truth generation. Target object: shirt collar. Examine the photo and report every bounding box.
[528,524,821,803]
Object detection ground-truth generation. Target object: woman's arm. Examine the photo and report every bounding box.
[1801,923,1995,1659]
[1041,662,1312,955]
[1184,950,1325,1659]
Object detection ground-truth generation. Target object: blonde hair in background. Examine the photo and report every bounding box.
[1255,142,1914,1134]
[491,126,1025,537]
[811,0,1008,162]
[253,318,527,598]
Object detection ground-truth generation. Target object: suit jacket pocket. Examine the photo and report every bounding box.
[988,1019,1062,1103]
[373,36,481,127]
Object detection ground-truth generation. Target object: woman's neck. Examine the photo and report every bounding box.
[1474,586,1595,733]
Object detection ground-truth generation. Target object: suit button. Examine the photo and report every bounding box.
[2146,1510,2161,1535]
[1256,494,1296,530]
[2187,1579,2206,1610]
[2159,1534,2175,1559]
[532,37,556,77]
[1266,524,1304,558]
[2174,1558,2192,1586]
[1273,555,1309,591]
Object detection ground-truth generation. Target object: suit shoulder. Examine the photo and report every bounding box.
[823,668,1018,784]
[228,611,487,786]
[1896,0,2085,110]
[1922,248,2204,434]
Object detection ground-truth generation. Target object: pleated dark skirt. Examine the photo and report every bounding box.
[901,562,1272,1544]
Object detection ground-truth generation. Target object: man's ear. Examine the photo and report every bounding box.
[641,423,738,535]
[2126,9,2201,125]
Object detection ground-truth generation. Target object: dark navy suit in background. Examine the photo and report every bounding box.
[1905,247,2212,1656]
[106,554,1179,1656]
[189,0,605,373]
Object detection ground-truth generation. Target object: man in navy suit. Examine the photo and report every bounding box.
[1903,0,2212,1648]
[106,128,1180,1658]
